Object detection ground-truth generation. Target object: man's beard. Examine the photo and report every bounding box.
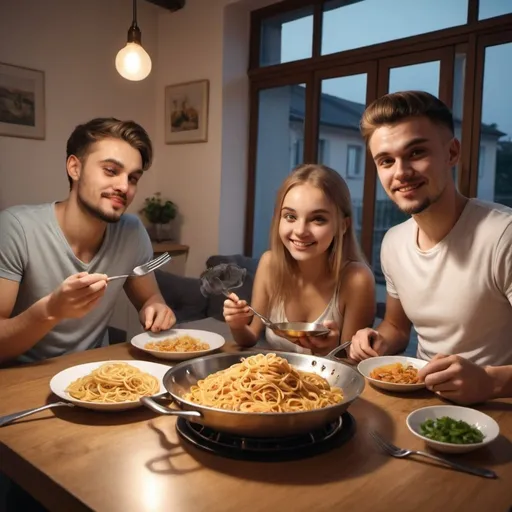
[395,183,445,216]
[399,198,432,215]
[77,188,124,223]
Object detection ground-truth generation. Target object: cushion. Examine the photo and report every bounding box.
[154,269,208,323]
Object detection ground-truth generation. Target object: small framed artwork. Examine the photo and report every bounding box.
[0,62,45,140]
[165,79,209,144]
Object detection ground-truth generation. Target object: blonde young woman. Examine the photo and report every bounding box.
[223,164,376,356]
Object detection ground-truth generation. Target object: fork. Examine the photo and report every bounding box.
[107,252,172,282]
[212,277,278,328]
[369,430,497,479]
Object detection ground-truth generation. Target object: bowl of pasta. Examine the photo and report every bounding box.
[139,349,366,437]
[130,329,225,361]
[49,360,170,411]
[357,356,428,392]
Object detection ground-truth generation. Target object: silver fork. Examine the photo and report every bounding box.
[212,277,278,328]
[107,252,172,282]
[369,430,497,479]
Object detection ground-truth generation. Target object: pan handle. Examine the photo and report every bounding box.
[140,397,203,419]
[324,340,352,361]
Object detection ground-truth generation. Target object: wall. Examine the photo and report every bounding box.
[154,0,280,276]
[0,0,160,213]
[0,0,282,279]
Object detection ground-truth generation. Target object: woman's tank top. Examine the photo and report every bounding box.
[265,288,342,354]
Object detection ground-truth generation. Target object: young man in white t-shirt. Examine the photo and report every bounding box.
[350,90,512,404]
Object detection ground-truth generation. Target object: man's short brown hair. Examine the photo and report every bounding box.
[66,117,153,188]
[360,90,454,144]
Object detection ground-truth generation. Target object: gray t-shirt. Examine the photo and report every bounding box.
[0,202,153,362]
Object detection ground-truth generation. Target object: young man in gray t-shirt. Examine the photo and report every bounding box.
[0,117,176,363]
[350,91,512,405]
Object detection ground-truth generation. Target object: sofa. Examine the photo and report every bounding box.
[155,254,260,324]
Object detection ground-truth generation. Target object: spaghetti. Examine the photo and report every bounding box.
[183,353,343,412]
[145,335,209,353]
[66,362,160,403]
[369,362,419,384]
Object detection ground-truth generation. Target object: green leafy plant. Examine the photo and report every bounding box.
[139,192,177,224]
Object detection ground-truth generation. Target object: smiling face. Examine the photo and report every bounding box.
[369,116,460,215]
[278,183,340,262]
[67,137,143,223]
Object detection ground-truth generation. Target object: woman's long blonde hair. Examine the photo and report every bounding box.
[267,163,366,311]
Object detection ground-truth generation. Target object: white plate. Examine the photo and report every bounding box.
[357,355,428,392]
[130,329,225,361]
[49,360,170,411]
[406,405,500,454]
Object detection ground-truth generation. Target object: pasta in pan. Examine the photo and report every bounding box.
[66,362,160,403]
[183,353,343,412]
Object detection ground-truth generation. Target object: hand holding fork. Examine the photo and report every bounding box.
[107,252,171,281]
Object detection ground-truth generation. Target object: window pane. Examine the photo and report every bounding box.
[372,61,441,281]
[317,73,368,241]
[252,85,306,257]
[322,0,467,56]
[373,60,443,355]
[260,7,313,67]
[476,42,512,207]
[478,0,512,20]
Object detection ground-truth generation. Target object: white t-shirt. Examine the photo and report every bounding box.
[381,198,512,366]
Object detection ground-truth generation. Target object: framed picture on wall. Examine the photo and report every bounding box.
[164,79,209,144]
[0,62,45,140]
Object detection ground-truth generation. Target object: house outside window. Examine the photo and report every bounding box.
[346,145,362,178]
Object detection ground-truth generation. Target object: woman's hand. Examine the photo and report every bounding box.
[223,292,253,329]
[291,320,340,355]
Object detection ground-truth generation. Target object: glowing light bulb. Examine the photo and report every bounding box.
[115,42,152,81]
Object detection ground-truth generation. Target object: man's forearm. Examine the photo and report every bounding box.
[0,296,59,362]
[375,320,410,355]
[139,292,165,311]
[486,365,512,399]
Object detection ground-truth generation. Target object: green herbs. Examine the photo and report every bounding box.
[420,416,485,444]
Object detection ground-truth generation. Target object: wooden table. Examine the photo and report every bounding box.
[1,343,511,512]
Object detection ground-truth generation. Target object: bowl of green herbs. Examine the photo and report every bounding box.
[406,405,500,454]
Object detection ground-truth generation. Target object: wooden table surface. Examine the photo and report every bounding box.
[1,343,511,512]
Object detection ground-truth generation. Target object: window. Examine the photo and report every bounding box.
[478,145,486,179]
[346,145,363,178]
[318,139,328,166]
[260,6,314,67]
[478,0,512,20]
[291,138,304,168]
[322,0,468,56]
[248,0,512,267]
[476,42,512,207]
[292,139,328,168]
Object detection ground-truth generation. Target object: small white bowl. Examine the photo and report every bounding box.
[357,356,428,392]
[406,405,500,454]
[131,329,225,361]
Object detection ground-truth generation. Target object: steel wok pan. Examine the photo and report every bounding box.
[140,345,364,437]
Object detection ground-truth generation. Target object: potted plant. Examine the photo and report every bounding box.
[139,192,177,242]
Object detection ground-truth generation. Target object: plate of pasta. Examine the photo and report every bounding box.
[130,329,225,361]
[49,360,170,411]
[357,356,429,392]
